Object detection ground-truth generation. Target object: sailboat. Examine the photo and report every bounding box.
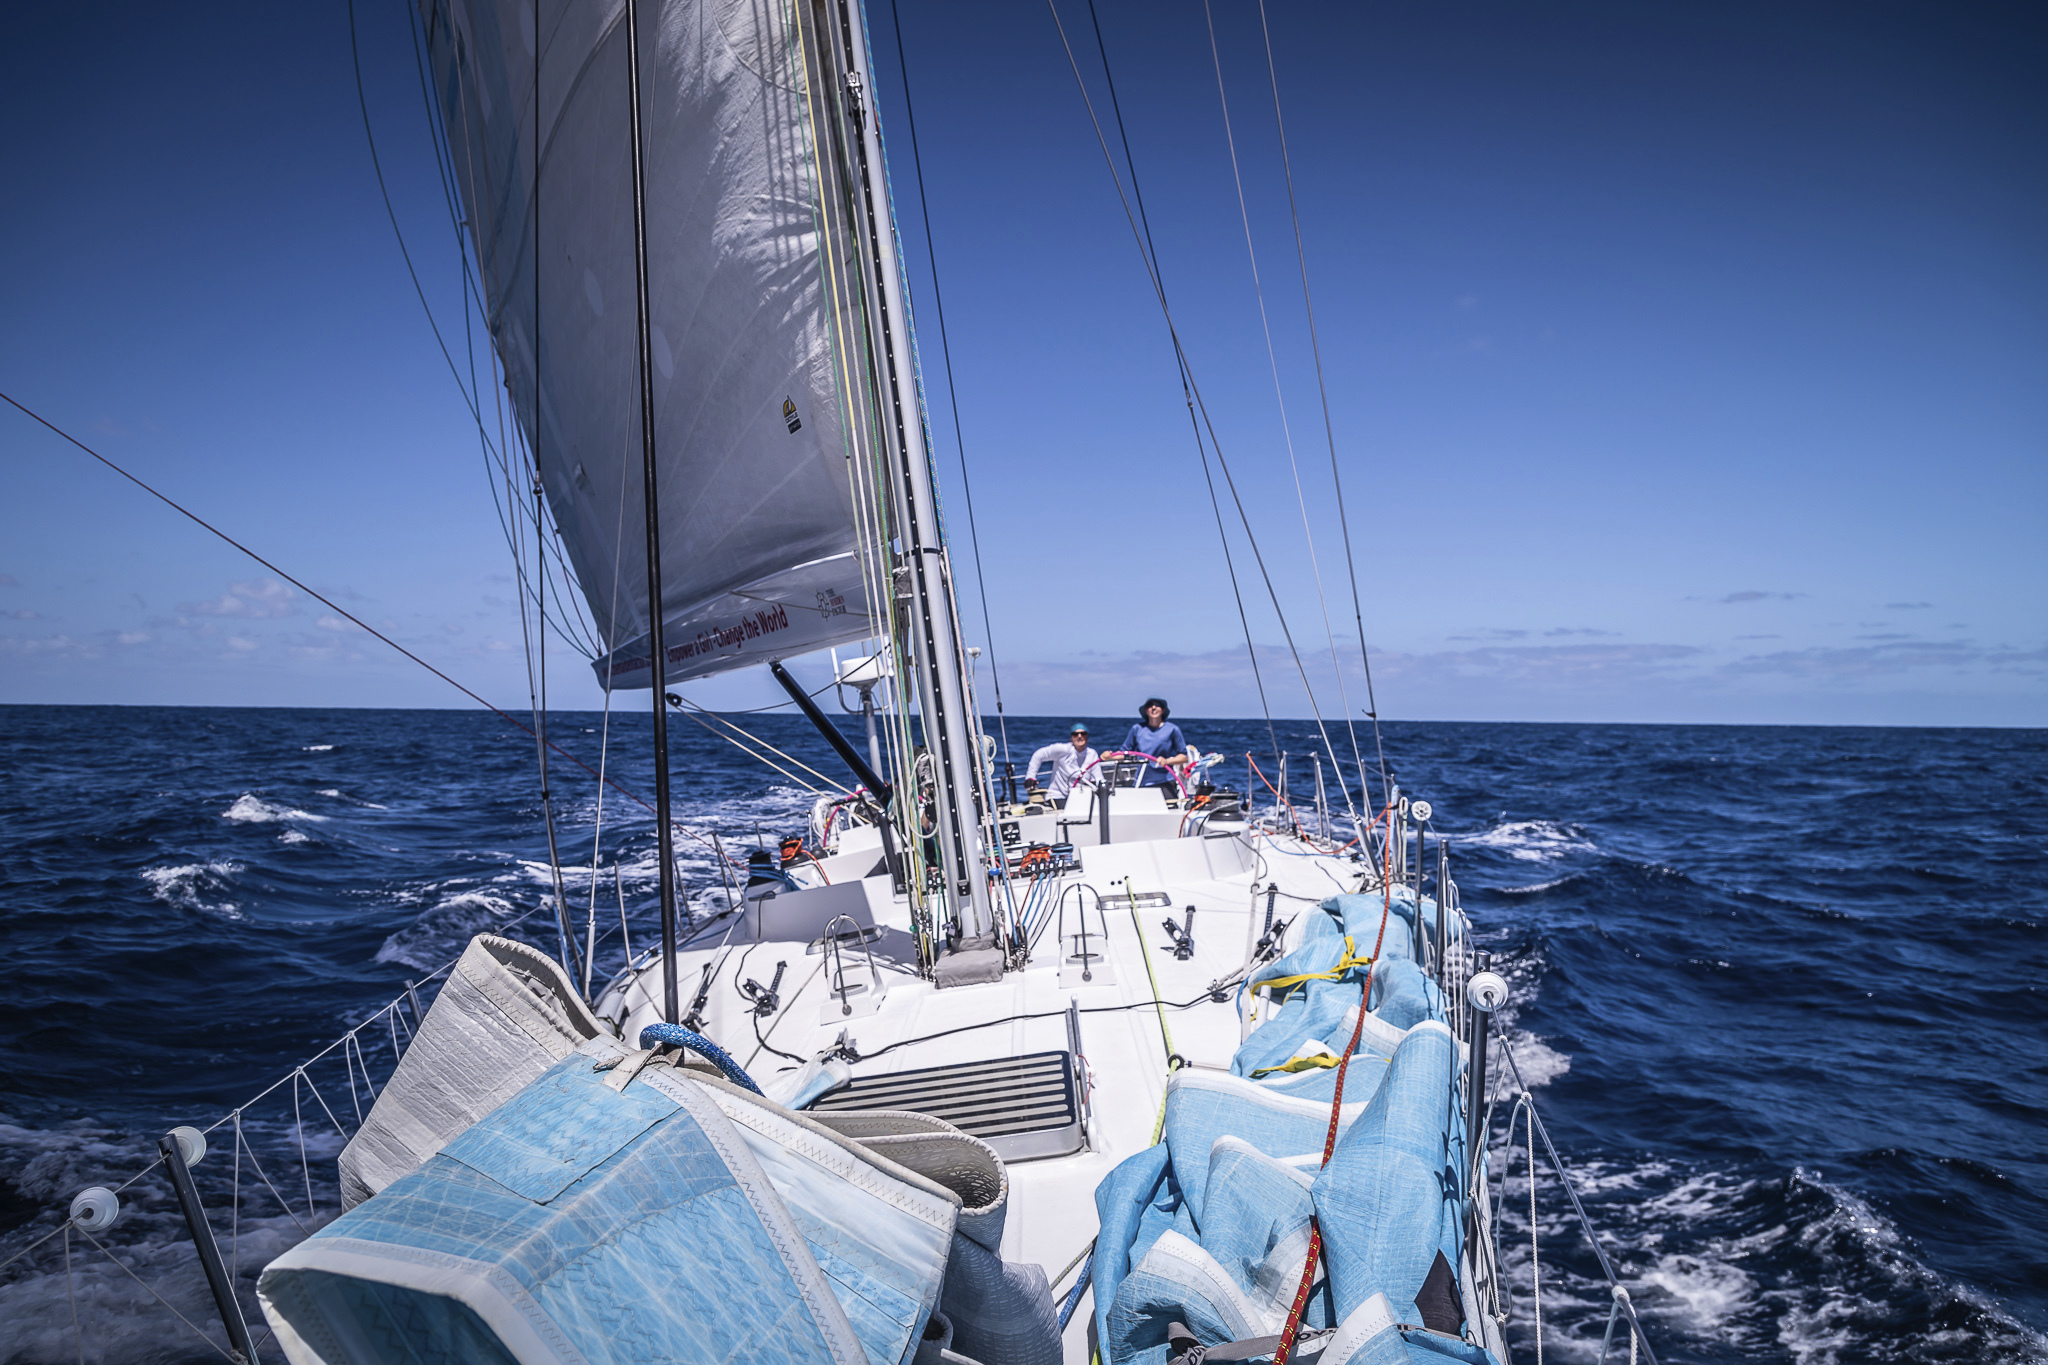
[242,1,1652,1362]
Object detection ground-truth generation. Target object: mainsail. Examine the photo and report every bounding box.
[424,0,880,687]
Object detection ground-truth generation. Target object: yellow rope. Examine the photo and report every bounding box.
[1129,889,1181,1144]
[1255,934,1374,1001]
[1129,894,1177,1064]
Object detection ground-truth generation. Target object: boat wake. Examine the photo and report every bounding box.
[1489,1157,2048,1365]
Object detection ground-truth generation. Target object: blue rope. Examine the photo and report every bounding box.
[639,1023,763,1095]
[1056,1249,1093,1331]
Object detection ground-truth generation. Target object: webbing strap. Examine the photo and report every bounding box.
[1258,935,1373,1000]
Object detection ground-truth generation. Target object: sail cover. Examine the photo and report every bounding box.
[424,0,878,687]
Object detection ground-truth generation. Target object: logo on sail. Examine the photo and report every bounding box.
[782,397,801,433]
[815,588,846,619]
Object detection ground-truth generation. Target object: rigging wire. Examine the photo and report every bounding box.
[352,0,597,658]
[667,697,841,795]
[1074,0,1281,769]
[884,0,1011,769]
[1051,0,1374,851]
[397,0,593,663]
[1254,0,1390,809]
[1200,0,1366,831]
[0,390,754,877]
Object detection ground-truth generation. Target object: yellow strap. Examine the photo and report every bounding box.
[1257,935,1374,1000]
[1251,1054,1340,1078]
[1250,1051,1389,1079]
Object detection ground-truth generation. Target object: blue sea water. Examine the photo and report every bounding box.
[0,704,2042,1364]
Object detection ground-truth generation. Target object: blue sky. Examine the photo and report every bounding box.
[2,0,2042,724]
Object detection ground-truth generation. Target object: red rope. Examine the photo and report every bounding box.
[1272,801,1397,1364]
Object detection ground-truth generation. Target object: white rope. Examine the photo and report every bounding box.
[76,1228,237,1361]
[230,1111,243,1290]
[292,1073,315,1223]
[340,1036,364,1127]
[238,1125,308,1238]
[1527,1097,1542,1365]
[299,1070,349,1144]
[583,451,631,998]
[64,1225,83,1365]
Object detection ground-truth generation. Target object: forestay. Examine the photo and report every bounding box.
[423,0,879,686]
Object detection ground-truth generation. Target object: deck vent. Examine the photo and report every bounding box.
[807,1050,1083,1161]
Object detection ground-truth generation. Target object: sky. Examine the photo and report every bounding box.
[1,0,2042,725]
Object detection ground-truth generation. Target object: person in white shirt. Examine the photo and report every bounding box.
[1024,724,1099,802]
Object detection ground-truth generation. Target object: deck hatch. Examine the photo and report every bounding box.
[807,1050,1084,1161]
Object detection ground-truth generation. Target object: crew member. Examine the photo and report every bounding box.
[1024,724,1099,801]
[1121,698,1189,789]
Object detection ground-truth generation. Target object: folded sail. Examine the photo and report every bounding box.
[425,0,878,687]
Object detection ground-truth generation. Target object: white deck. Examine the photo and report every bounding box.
[605,813,1368,1362]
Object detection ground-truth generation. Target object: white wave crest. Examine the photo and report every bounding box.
[375,892,515,971]
[303,743,334,751]
[279,828,311,845]
[1456,819,1595,863]
[140,861,242,917]
[1497,873,1585,896]
[0,1212,309,1364]
[1498,1031,1571,1089]
[222,793,326,824]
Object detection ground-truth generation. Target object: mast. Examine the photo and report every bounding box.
[622,0,682,1021]
[823,0,993,940]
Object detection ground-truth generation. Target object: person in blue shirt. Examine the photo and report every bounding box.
[1121,698,1190,789]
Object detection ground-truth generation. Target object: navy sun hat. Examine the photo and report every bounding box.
[1140,698,1171,721]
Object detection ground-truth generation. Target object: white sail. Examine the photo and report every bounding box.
[425,0,878,687]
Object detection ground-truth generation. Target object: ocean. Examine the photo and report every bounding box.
[0,704,2042,1363]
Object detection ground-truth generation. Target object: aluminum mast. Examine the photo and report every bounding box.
[821,0,993,940]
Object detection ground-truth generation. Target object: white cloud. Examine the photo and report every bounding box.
[316,615,352,632]
[227,636,260,652]
[184,579,298,619]
[2,634,78,654]
[116,631,150,645]
[5,608,38,620]
[1724,638,2046,678]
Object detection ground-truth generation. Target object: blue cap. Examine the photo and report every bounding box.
[1070,723,1089,734]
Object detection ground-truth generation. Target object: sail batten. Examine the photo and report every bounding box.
[427,0,879,686]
